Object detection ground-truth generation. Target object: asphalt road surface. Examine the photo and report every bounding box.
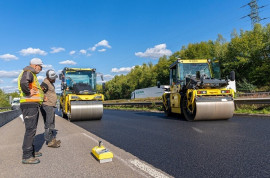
[59,109,270,178]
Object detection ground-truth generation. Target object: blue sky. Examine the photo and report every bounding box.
[0,0,269,93]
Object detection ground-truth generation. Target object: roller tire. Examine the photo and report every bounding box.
[67,114,71,122]
[61,106,68,119]
[163,94,172,117]
[181,95,196,121]
[163,104,172,117]
[61,111,68,119]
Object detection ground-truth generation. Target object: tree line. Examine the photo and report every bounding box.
[103,24,270,100]
[1,24,269,106]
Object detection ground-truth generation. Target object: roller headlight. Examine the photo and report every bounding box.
[197,91,207,94]
[221,90,230,94]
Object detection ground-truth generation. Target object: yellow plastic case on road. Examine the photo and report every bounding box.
[91,145,113,163]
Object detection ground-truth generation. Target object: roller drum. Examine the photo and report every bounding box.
[70,101,103,121]
[194,100,234,120]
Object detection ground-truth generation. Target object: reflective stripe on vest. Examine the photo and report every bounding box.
[18,70,44,104]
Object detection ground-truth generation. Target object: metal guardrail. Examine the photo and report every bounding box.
[0,109,21,127]
[103,102,163,106]
[103,98,270,106]
[234,98,270,105]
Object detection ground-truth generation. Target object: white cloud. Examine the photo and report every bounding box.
[0,70,21,78]
[111,66,135,73]
[87,53,92,57]
[97,74,114,83]
[90,40,111,51]
[19,47,47,56]
[55,83,61,93]
[59,60,77,65]
[104,74,114,78]
[55,88,61,93]
[39,64,54,74]
[0,54,18,61]
[69,50,76,55]
[104,74,114,80]
[42,64,53,69]
[0,79,3,84]
[80,49,87,54]
[97,81,104,84]
[135,44,172,59]
[50,47,65,53]
[12,78,18,83]
[37,75,45,82]
[55,83,61,88]
[98,49,106,52]
[96,40,111,48]
[90,47,96,51]
[0,86,18,93]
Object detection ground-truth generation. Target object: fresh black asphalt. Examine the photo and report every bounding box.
[68,110,270,178]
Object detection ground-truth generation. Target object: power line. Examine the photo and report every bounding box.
[241,0,268,27]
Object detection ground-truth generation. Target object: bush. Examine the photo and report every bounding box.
[0,89,11,107]
[237,78,256,92]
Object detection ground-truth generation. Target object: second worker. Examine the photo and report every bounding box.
[40,69,61,148]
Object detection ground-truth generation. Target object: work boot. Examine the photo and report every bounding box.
[34,152,42,157]
[22,157,40,164]
[56,139,61,146]
[48,138,60,148]
[53,138,61,144]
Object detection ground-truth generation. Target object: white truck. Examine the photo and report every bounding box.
[131,85,169,99]
[11,98,20,110]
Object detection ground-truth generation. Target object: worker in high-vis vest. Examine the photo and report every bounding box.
[18,58,46,164]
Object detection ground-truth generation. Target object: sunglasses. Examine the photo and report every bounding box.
[36,65,43,69]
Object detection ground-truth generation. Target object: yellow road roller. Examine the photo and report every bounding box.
[161,59,235,121]
[59,67,104,121]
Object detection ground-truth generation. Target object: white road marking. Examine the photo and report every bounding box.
[130,159,170,178]
[192,127,203,133]
[82,133,97,142]
[82,133,170,178]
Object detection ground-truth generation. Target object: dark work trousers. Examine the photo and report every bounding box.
[40,105,55,143]
[21,106,39,159]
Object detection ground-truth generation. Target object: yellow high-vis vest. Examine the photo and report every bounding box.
[18,71,44,104]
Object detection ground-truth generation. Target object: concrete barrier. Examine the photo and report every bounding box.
[0,110,21,127]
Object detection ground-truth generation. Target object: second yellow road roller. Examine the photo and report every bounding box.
[161,59,235,121]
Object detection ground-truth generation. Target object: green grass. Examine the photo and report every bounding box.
[234,105,270,114]
[0,109,11,113]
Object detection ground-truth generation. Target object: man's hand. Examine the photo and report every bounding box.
[30,89,37,96]
[43,96,48,102]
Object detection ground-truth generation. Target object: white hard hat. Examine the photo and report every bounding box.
[30,58,43,66]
